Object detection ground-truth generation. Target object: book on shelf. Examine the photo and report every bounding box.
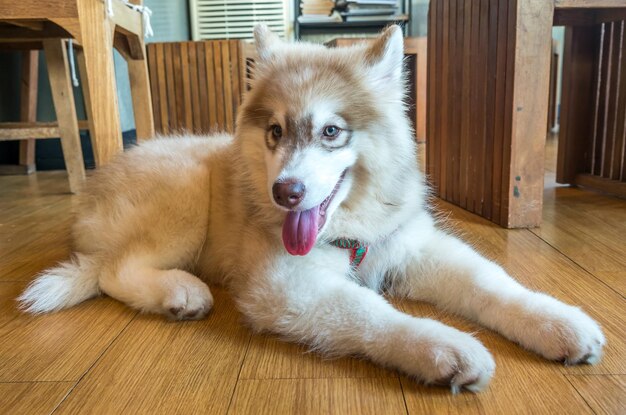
[345,0,397,5]
[300,0,336,16]
[340,8,397,17]
[298,10,343,23]
[344,13,408,22]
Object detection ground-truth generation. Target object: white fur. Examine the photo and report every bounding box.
[17,25,605,393]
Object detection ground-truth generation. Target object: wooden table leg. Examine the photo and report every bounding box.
[43,39,85,194]
[427,0,554,228]
[504,0,554,227]
[77,0,123,166]
[127,47,155,141]
[18,50,38,174]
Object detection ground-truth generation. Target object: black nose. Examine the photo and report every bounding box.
[272,180,306,208]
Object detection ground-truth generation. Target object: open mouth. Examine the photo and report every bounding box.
[281,170,347,256]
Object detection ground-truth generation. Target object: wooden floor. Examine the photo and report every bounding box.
[0,138,624,414]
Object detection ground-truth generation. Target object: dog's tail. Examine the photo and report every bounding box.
[17,253,100,313]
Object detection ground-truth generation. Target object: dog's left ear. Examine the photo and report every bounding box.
[254,24,282,62]
[364,25,404,84]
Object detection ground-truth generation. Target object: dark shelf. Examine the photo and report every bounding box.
[298,17,408,29]
[294,0,411,39]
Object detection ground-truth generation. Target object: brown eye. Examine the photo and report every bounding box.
[271,125,282,139]
[323,125,341,139]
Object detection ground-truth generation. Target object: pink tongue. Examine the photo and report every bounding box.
[282,205,320,256]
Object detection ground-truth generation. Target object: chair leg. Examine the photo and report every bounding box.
[128,49,155,141]
[75,48,94,141]
[43,39,86,194]
[18,50,38,174]
[77,0,123,166]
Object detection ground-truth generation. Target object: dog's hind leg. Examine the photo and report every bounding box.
[393,229,605,365]
[99,255,213,320]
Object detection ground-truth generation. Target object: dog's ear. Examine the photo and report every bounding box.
[254,24,281,62]
[364,25,404,84]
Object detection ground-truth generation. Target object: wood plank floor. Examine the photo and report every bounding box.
[0,139,624,414]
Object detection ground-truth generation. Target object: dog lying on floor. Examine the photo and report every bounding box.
[19,25,605,393]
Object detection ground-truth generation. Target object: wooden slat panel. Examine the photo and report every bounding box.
[557,26,601,183]
[558,19,626,195]
[146,40,244,135]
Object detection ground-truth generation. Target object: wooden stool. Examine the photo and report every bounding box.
[0,0,155,193]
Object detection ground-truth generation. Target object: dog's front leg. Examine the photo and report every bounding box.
[394,230,605,364]
[237,259,495,392]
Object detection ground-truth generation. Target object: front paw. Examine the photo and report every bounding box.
[522,295,605,365]
[395,322,496,393]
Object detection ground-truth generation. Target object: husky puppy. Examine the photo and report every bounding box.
[19,25,604,392]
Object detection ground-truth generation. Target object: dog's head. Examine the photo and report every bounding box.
[237,25,417,256]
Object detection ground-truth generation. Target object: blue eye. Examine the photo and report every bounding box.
[323,125,341,138]
[271,125,282,139]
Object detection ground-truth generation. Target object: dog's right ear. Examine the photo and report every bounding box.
[254,24,281,62]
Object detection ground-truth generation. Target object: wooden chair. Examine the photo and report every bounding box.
[146,40,246,135]
[0,0,155,193]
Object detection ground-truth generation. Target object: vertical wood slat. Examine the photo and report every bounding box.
[145,40,244,136]
[180,43,193,131]
[460,0,472,210]
[614,21,626,182]
[491,0,509,225]
[205,42,218,131]
[188,43,202,132]
[213,42,225,132]
[221,42,234,133]
[196,42,210,133]
[450,0,462,205]
[164,43,177,132]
